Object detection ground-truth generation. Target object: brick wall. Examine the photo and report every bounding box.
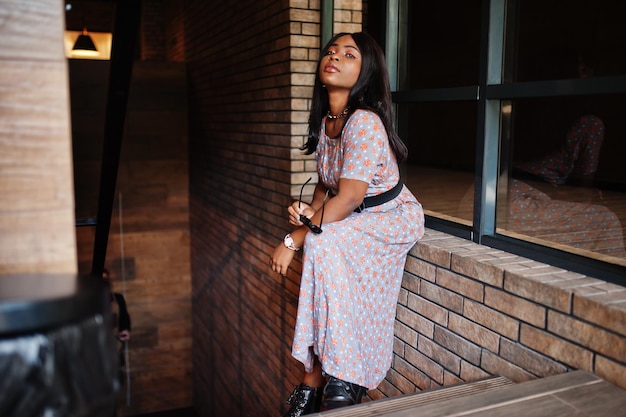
[164,1,185,62]
[186,0,297,415]
[141,0,167,61]
[333,0,362,34]
[186,0,366,416]
[3,1,619,417]
[64,1,626,416]
[183,1,626,417]
[374,229,626,400]
[290,0,364,199]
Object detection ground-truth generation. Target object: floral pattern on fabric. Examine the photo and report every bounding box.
[291,110,425,389]
[515,114,605,185]
[506,179,626,258]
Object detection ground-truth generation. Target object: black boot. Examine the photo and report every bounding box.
[281,384,323,417]
[320,377,367,411]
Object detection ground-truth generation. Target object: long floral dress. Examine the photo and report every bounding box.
[292,109,425,390]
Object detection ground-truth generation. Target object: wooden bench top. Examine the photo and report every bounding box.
[315,371,626,416]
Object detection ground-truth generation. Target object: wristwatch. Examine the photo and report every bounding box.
[283,233,300,251]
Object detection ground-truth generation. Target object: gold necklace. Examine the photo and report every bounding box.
[326,107,349,119]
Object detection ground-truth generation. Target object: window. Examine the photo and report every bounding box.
[392,0,482,229]
[401,101,477,226]
[497,0,626,268]
[372,0,626,282]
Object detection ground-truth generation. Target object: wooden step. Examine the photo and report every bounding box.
[316,371,626,417]
[313,376,513,416]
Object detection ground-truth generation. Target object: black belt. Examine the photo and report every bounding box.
[354,182,404,213]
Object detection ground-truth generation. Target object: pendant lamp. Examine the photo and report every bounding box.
[72,27,99,57]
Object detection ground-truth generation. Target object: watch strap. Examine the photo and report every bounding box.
[283,233,300,251]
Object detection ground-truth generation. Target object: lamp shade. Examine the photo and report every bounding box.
[72,28,99,57]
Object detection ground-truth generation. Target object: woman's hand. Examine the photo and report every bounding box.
[270,241,297,276]
[288,201,315,226]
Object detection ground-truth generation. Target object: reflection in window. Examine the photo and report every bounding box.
[497,96,626,264]
[495,0,626,265]
[379,0,626,270]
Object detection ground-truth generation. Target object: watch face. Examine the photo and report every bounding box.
[284,234,298,250]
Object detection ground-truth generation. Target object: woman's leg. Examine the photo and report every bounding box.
[281,350,325,417]
[302,351,325,388]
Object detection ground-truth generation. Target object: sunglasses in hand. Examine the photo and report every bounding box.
[299,177,329,234]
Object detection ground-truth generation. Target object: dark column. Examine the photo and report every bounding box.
[0,274,117,417]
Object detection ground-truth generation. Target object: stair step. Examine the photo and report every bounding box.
[316,371,626,417]
[314,376,513,416]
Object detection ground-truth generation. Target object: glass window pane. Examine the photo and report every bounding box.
[497,96,626,265]
[362,0,387,49]
[401,102,477,225]
[506,0,626,82]
[406,1,481,89]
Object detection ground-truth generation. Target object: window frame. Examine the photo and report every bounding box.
[388,0,626,284]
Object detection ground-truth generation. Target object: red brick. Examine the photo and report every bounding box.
[394,355,434,391]
[485,287,546,328]
[394,318,419,346]
[419,336,462,375]
[405,255,437,282]
[386,367,419,394]
[451,251,505,287]
[519,324,593,370]
[436,268,484,302]
[460,360,491,381]
[443,370,463,386]
[396,304,435,338]
[420,280,464,314]
[595,355,626,391]
[374,376,402,398]
[405,345,444,385]
[449,313,500,353]
[398,287,409,306]
[434,325,482,366]
[480,350,536,383]
[573,294,626,337]
[410,241,452,268]
[463,299,519,340]
[407,292,449,326]
[548,310,626,363]
[499,338,567,377]
[401,269,421,293]
[393,336,406,357]
[504,271,572,313]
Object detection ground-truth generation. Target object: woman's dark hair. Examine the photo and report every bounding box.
[302,32,408,162]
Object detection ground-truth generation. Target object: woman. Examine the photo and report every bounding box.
[271,32,424,416]
[514,114,605,186]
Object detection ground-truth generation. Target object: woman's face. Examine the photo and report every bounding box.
[319,34,362,91]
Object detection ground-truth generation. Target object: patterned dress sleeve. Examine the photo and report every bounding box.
[340,110,388,184]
